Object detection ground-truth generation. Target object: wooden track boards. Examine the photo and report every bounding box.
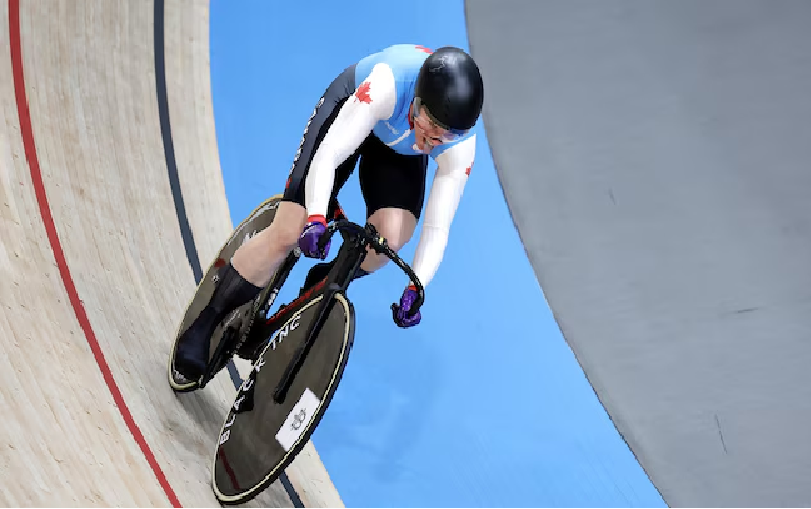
[0,1,341,506]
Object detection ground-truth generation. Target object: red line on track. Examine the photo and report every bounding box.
[8,2,181,506]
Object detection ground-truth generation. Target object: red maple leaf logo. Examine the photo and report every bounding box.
[415,45,433,53]
[355,81,372,104]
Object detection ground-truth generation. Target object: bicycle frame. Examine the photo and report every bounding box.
[209,217,426,505]
[231,202,344,364]
[263,220,425,404]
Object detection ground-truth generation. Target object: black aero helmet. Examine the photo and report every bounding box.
[414,46,484,134]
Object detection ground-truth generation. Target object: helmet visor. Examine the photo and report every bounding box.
[413,97,470,143]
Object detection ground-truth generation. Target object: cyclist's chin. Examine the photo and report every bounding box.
[413,135,430,154]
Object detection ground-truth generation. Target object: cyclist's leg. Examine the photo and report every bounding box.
[357,136,428,274]
[174,64,361,380]
[231,201,306,287]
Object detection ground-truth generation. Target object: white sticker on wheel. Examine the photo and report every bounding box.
[275,388,321,452]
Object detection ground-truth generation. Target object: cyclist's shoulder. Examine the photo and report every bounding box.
[355,44,432,84]
[357,43,433,66]
[353,45,432,121]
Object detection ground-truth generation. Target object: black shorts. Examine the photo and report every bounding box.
[282,64,428,220]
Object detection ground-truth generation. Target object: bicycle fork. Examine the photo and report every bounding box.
[271,226,372,404]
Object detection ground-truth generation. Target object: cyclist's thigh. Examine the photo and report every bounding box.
[366,206,417,253]
[358,135,429,221]
[283,64,364,214]
[265,200,308,241]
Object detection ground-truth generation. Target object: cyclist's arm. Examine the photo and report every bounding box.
[410,134,476,288]
[304,64,396,219]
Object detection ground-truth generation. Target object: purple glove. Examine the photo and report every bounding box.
[298,215,330,259]
[393,285,421,328]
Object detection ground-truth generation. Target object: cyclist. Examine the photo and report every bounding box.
[174,44,484,382]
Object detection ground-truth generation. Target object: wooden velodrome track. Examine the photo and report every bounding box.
[1,0,342,506]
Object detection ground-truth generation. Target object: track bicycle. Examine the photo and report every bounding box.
[167,194,424,505]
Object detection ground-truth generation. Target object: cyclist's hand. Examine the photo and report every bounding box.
[298,215,330,259]
[393,285,421,328]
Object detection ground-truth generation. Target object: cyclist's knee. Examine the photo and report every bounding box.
[270,200,307,248]
[368,207,417,252]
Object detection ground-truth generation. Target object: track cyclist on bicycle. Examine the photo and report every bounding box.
[174,44,484,382]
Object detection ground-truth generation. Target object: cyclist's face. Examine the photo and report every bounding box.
[412,105,449,153]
